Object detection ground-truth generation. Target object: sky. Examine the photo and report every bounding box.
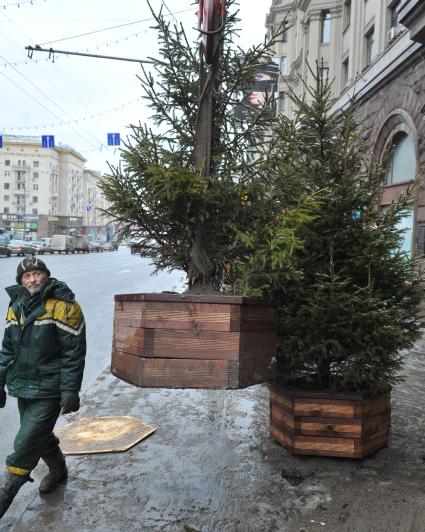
[0,0,270,174]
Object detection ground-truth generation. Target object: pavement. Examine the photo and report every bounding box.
[1,338,425,531]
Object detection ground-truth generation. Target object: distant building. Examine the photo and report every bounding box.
[0,135,110,239]
[266,0,425,255]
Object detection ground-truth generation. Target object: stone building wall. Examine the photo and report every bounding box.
[354,49,425,253]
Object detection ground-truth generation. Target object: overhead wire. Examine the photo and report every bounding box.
[0,10,110,151]
[0,0,46,9]
[39,7,195,46]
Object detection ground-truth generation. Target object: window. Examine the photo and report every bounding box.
[278,92,286,113]
[321,10,331,44]
[344,0,351,29]
[33,160,39,168]
[4,183,9,190]
[396,208,414,256]
[33,172,39,179]
[32,208,38,215]
[342,58,349,86]
[4,171,9,177]
[280,56,288,75]
[385,133,416,185]
[390,0,401,29]
[3,195,9,202]
[5,160,10,166]
[17,170,25,180]
[320,67,329,81]
[3,208,9,214]
[282,21,289,43]
[33,196,38,203]
[365,27,376,66]
[33,184,38,191]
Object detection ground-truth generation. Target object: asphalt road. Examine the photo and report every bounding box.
[0,246,186,467]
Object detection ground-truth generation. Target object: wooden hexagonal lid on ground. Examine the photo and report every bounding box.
[56,416,156,455]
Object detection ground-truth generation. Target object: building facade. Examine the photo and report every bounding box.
[0,135,110,240]
[266,0,425,254]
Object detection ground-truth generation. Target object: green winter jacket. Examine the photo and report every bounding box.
[0,278,86,399]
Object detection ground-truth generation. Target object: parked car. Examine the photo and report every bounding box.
[0,244,11,258]
[88,241,103,252]
[102,241,115,251]
[30,241,44,254]
[8,240,35,257]
[40,241,54,254]
[51,234,77,254]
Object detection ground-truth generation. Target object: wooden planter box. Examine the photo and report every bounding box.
[270,386,391,458]
[111,293,276,389]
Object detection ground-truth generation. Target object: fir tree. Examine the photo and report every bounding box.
[99,1,284,292]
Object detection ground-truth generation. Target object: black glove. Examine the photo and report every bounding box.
[0,387,6,408]
[60,391,80,414]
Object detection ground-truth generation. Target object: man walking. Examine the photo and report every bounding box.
[0,257,86,518]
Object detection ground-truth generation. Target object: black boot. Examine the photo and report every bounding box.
[0,470,31,518]
[39,447,68,494]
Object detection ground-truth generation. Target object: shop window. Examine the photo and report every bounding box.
[385,132,416,185]
[321,10,331,44]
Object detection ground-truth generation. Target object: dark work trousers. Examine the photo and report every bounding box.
[6,398,61,475]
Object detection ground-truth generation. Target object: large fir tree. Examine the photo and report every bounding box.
[237,67,424,395]
[99,1,288,291]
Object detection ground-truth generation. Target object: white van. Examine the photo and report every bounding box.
[51,234,76,254]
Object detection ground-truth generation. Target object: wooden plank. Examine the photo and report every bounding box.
[112,326,148,357]
[149,329,240,360]
[142,301,232,332]
[270,403,295,430]
[294,435,355,454]
[111,350,240,389]
[294,400,355,419]
[362,410,391,438]
[230,304,277,332]
[239,331,277,361]
[270,422,294,450]
[114,292,276,306]
[354,430,390,458]
[296,420,362,438]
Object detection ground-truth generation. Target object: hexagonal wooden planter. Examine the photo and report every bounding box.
[270,386,391,458]
[111,293,277,389]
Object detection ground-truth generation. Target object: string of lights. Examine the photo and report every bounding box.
[3,97,143,131]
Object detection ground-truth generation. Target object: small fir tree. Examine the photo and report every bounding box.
[237,66,424,395]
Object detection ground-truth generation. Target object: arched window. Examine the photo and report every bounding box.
[385,132,416,185]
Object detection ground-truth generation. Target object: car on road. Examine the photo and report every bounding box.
[30,241,44,254]
[101,241,115,251]
[8,240,35,257]
[88,241,103,252]
[0,244,11,257]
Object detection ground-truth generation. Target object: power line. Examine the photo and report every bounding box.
[0,0,46,9]
[39,7,194,46]
[0,9,106,150]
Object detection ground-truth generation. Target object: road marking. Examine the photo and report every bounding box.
[115,269,131,275]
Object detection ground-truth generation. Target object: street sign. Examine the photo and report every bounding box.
[0,136,3,149]
[41,135,55,148]
[107,133,120,146]
[86,205,92,212]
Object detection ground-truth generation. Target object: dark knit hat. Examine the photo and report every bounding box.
[16,256,51,284]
